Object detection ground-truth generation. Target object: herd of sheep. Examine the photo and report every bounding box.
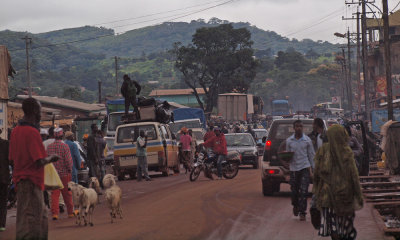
[67,174,123,226]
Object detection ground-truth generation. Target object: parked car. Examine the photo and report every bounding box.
[225,133,259,169]
[261,119,325,196]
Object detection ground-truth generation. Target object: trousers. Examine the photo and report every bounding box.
[51,175,74,216]
[137,156,150,180]
[16,179,48,240]
[0,183,7,228]
[290,168,310,215]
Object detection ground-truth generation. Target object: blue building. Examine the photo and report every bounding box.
[149,88,206,107]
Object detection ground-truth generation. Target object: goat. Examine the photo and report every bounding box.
[104,185,123,223]
[68,181,85,225]
[78,186,98,226]
[88,177,102,203]
[102,174,116,189]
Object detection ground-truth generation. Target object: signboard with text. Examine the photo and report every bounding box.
[371,109,400,133]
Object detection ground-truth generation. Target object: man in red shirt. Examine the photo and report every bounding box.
[203,126,215,142]
[202,127,227,180]
[47,128,74,220]
[9,98,59,240]
[179,127,192,173]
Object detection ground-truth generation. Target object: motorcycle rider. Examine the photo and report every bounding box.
[202,127,227,180]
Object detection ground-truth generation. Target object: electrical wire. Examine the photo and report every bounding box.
[8,0,237,52]
[391,0,400,13]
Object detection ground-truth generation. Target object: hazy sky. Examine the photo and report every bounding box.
[1,0,400,44]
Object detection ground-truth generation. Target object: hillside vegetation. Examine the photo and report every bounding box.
[0,18,341,109]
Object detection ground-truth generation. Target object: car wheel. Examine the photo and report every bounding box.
[253,158,259,169]
[262,179,274,196]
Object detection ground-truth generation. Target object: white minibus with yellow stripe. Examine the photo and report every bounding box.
[113,121,179,180]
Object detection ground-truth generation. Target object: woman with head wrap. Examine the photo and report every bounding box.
[313,124,363,240]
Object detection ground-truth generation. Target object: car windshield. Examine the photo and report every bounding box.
[272,123,314,140]
[254,130,267,139]
[169,120,202,133]
[108,113,124,132]
[225,134,255,147]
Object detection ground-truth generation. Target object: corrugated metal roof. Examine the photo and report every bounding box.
[149,88,206,96]
[16,95,105,112]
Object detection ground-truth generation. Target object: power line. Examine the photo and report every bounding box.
[8,0,237,52]
[93,0,227,27]
[391,0,400,13]
[284,6,345,37]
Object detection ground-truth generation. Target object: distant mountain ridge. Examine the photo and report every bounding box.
[34,18,339,57]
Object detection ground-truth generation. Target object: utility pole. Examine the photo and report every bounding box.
[115,56,118,96]
[356,10,362,112]
[22,36,32,97]
[361,0,370,121]
[382,0,393,120]
[98,80,102,104]
[347,28,353,113]
[342,48,349,110]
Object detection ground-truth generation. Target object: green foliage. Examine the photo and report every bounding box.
[173,24,258,112]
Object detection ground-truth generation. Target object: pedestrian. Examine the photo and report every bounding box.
[188,129,197,159]
[121,74,141,118]
[95,130,107,186]
[313,124,363,240]
[0,129,9,232]
[345,125,363,173]
[87,124,101,180]
[64,131,82,184]
[180,127,192,173]
[247,125,256,139]
[46,128,74,220]
[202,127,227,180]
[40,128,48,142]
[204,126,215,142]
[285,120,315,221]
[309,118,327,151]
[43,126,55,150]
[136,130,151,181]
[9,97,59,240]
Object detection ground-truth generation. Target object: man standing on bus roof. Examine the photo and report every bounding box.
[121,74,141,117]
[286,120,315,221]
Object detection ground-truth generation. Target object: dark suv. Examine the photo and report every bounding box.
[261,119,317,196]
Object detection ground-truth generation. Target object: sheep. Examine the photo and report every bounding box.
[104,185,123,223]
[102,174,116,189]
[78,186,98,226]
[68,181,85,225]
[88,177,102,195]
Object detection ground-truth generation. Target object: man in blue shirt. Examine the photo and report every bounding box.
[286,120,315,221]
[64,131,82,183]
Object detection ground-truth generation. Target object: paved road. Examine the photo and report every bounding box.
[1,166,390,240]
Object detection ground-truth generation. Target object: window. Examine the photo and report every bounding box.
[225,134,255,147]
[272,123,313,140]
[117,125,157,143]
[160,125,170,139]
[108,113,124,131]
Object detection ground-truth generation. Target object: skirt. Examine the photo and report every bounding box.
[319,208,357,240]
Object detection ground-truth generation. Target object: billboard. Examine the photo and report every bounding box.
[371,109,400,133]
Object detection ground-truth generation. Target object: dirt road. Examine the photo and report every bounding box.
[1,167,388,240]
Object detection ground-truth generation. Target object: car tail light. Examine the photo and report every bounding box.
[265,140,271,151]
[265,169,279,175]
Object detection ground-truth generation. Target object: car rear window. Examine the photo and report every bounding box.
[117,125,157,143]
[271,123,314,140]
[225,134,255,146]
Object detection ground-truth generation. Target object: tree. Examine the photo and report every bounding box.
[62,86,82,101]
[173,24,258,113]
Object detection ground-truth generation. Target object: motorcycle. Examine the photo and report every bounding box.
[189,149,241,182]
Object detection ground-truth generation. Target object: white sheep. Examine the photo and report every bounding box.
[68,181,85,225]
[88,177,102,195]
[78,186,98,226]
[105,185,123,223]
[102,174,116,189]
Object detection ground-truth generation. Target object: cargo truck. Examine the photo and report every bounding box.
[218,93,263,122]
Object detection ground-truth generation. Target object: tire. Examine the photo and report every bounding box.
[190,167,201,182]
[223,163,239,179]
[253,158,259,169]
[262,179,274,196]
